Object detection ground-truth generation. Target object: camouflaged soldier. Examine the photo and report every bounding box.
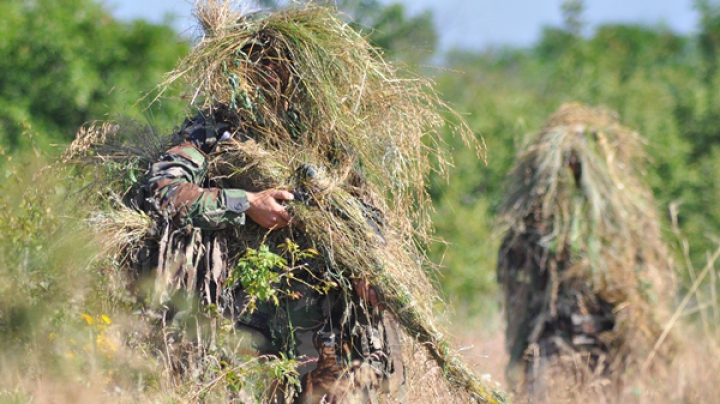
[134,108,401,403]
[133,38,403,404]
[133,105,294,309]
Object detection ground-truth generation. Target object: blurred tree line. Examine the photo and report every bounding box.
[0,0,187,155]
[3,0,720,317]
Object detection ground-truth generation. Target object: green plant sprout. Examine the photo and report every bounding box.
[228,239,335,313]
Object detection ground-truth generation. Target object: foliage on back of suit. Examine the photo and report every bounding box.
[67,1,503,402]
[497,103,674,387]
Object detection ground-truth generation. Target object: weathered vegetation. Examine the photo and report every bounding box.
[497,103,674,398]
[3,0,720,403]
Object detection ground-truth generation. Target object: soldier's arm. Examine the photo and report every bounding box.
[147,142,292,230]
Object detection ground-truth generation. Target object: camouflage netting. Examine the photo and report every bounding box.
[66,1,503,403]
[497,103,675,392]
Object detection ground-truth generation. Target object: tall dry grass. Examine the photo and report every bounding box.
[458,312,720,404]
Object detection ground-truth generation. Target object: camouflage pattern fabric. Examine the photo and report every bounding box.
[143,141,248,230]
[132,137,248,307]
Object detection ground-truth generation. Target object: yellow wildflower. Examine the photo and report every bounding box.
[81,313,94,325]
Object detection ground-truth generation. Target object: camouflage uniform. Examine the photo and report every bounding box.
[132,111,250,309]
[143,142,249,230]
[134,110,403,403]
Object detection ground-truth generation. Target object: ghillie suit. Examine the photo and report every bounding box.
[497,103,675,399]
[66,2,504,403]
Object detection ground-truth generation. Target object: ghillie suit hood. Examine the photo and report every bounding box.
[497,103,675,392]
[67,1,503,403]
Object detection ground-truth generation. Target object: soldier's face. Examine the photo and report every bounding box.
[246,46,289,92]
[258,58,283,89]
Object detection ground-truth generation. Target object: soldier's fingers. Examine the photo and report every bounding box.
[275,207,292,222]
[368,288,379,307]
[354,279,372,304]
[273,210,294,228]
[353,279,365,298]
[358,280,382,310]
[272,190,294,201]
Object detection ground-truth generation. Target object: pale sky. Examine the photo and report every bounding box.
[103,0,700,50]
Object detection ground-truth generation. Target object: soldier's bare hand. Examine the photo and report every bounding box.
[246,190,294,229]
[354,278,382,309]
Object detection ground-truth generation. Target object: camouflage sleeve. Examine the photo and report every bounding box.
[146,142,250,230]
